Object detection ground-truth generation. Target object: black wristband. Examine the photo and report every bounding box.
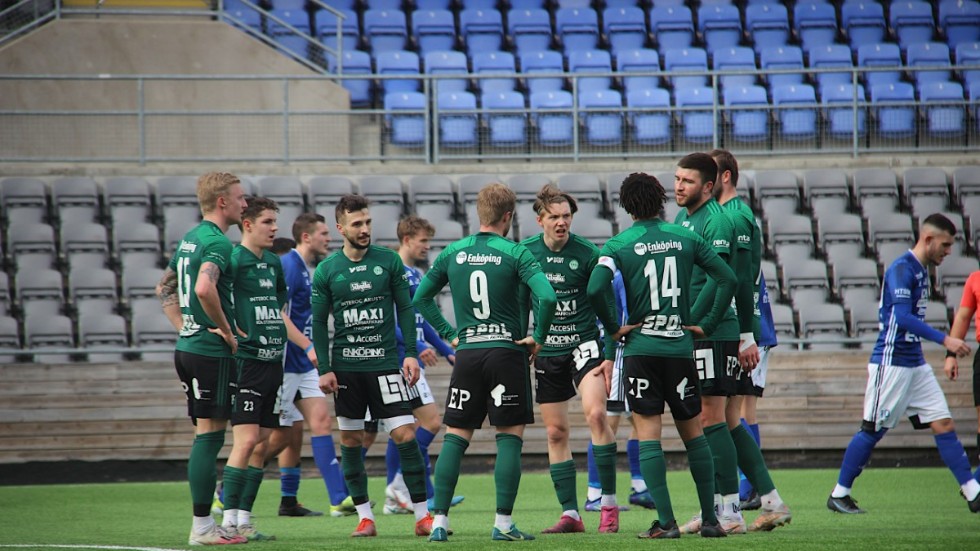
[946,350,957,358]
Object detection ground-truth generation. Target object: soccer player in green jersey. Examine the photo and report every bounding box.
[519,184,620,534]
[220,196,288,541]
[156,171,248,546]
[672,152,750,534]
[413,183,558,543]
[586,172,736,539]
[311,194,431,539]
[710,149,792,530]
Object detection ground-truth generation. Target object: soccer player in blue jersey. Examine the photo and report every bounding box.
[383,215,464,515]
[272,213,352,517]
[828,214,976,514]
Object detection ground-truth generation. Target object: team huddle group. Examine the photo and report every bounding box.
[157,150,980,546]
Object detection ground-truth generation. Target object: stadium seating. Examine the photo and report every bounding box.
[603,7,647,57]
[509,9,552,56]
[626,87,671,146]
[328,50,373,107]
[616,48,661,95]
[555,8,600,55]
[648,5,694,51]
[531,90,575,146]
[436,91,479,148]
[772,84,818,141]
[384,91,427,147]
[724,85,770,143]
[459,9,504,55]
[746,2,789,54]
[411,9,456,56]
[258,176,306,224]
[578,89,623,146]
[794,1,838,53]
[568,49,612,94]
[482,91,528,147]
[713,46,758,90]
[51,177,100,225]
[425,50,469,93]
[890,1,936,50]
[472,51,517,94]
[364,9,408,55]
[520,50,565,96]
[841,1,887,52]
[376,50,421,94]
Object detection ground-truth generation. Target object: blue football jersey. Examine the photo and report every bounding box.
[870,250,946,367]
[395,264,455,365]
[757,272,777,347]
[281,249,315,374]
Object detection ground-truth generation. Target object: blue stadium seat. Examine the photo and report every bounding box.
[509,0,546,8]
[889,1,935,50]
[328,50,374,107]
[745,3,789,54]
[626,87,671,146]
[664,47,708,91]
[224,2,263,34]
[939,0,980,49]
[425,51,469,93]
[723,85,770,142]
[919,81,966,137]
[268,9,314,60]
[416,0,451,8]
[760,45,804,89]
[617,48,661,95]
[841,1,886,52]
[530,90,574,146]
[412,10,456,56]
[579,89,623,146]
[459,9,504,55]
[385,92,427,147]
[603,7,647,57]
[376,50,420,94]
[794,1,838,53]
[460,0,498,9]
[509,9,553,55]
[316,9,360,53]
[649,5,694,51]
[675,86,715,143]
[556,8,600,55]
[809,44,856,89]
[482,91,527,147]
[857,42,902,88]
[364,9,408,54]
[472,51,517,93]
[772,83,818,141]
[956,42,980,90]
[870,82,916,138]
[605,0,640,8]
[906,42,953,88]
[364,0,402,10]
[822,83,868,140]
[698,4,742,55]
[437,91,479,148]
[315,0,356,9]
[520,50,565,95]
[568,49,613,93]
[713,46,757,90]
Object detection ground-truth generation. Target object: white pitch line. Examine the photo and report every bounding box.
[0,545,186,551]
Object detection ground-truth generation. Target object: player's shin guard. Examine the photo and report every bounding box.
[222,466,246,515]
[340,445,369,504]
[312,435,348,506]
[837,427,885,489]
[935,431,975,485]
[189,430,225,517]
[240,466,264,513]
[495,433,523,515]
[685,435,719,525]
[593,442,618,498]
[385,439,400,485]
[550,459,578,512]
[587,441,600,489]
[627,438,642,481]
[432,434,468,514]
[416,427,437,499]
[397,440,429,504]
[731,424,776,495]
[703,422,740,496]
[639,440,673,526]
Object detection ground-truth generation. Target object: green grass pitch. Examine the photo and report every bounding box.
[1,467,977,550]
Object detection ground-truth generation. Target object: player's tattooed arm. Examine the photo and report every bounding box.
[196,261,238,354]
[156,267,183,331]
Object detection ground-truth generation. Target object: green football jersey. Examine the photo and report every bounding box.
[418,232,550,351]
[596,219,731,359]
[520,233,601,356]
[310,245,414,373]
[673,198,739,341]
[169,220,235,358]
[722,197,762,336]
[231,245,288,362]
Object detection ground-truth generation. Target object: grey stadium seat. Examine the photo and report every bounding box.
[903,167,949,202]
[103,177,153,226]
[258,176,307,226]
[132,309,177,362]
[1,177,48,226]
[307,176,357,228]
[157,176,202,242]
[572,217,614,248]
[816,211,863,252]
[876,241,911,267]
[852,168,899,210]
[69,267,118,316]
[769,214,815,261]
[832,257,880,294]
[7,222,57,271]
[16,268,64,317]
[753,170,800,212]
[115,221,163,272]
[429,221,464,256]
[844,288,881,343]
[867,213,914,249]
[952,166,980,201]
[122,266,164,314]
[0,315,19,363]
[761,260,780,299]
[79,313,128,363]
[0,272,9,316]
[458,174,499,203]
[51,177,101,225]
[24,312,74,363]
[556,173,605,218]
[507,174,552,203]
[359,176,405,230]
[936,255,978,291]
[60,222,110,270]
[798,302,847,349]
[770,302,797,339]
[781,258,830,302]
[803,168,850,213]
[925,301,951,334]
[225,223,242,246]
[409,174,458,220]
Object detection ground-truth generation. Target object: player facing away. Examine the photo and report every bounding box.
[587,172,737,539]
[271,213,352,517]
[519,184,621,534]
[710,149,793,531]
[828,214,976,514]
[310,194,432,538]
[413,183,558,543]
[946,268,980,462]
[672,152,750,534]
[220,196,289,541]
[156,171,248,545]
[383,215,464,515]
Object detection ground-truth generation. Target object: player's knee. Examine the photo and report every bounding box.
[930,417,955,434]
[546,423,569,446]
[859,421,887,442]
[584,407,608,432]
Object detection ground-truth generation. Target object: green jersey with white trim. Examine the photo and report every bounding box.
[597,219,728,359]
[231,245,288,362]
[673,198,739,340]
[520,233,601,356]
[169,220,235,358]
[723,197,762,336]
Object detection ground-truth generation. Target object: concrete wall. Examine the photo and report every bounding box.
[0,19,351,160]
